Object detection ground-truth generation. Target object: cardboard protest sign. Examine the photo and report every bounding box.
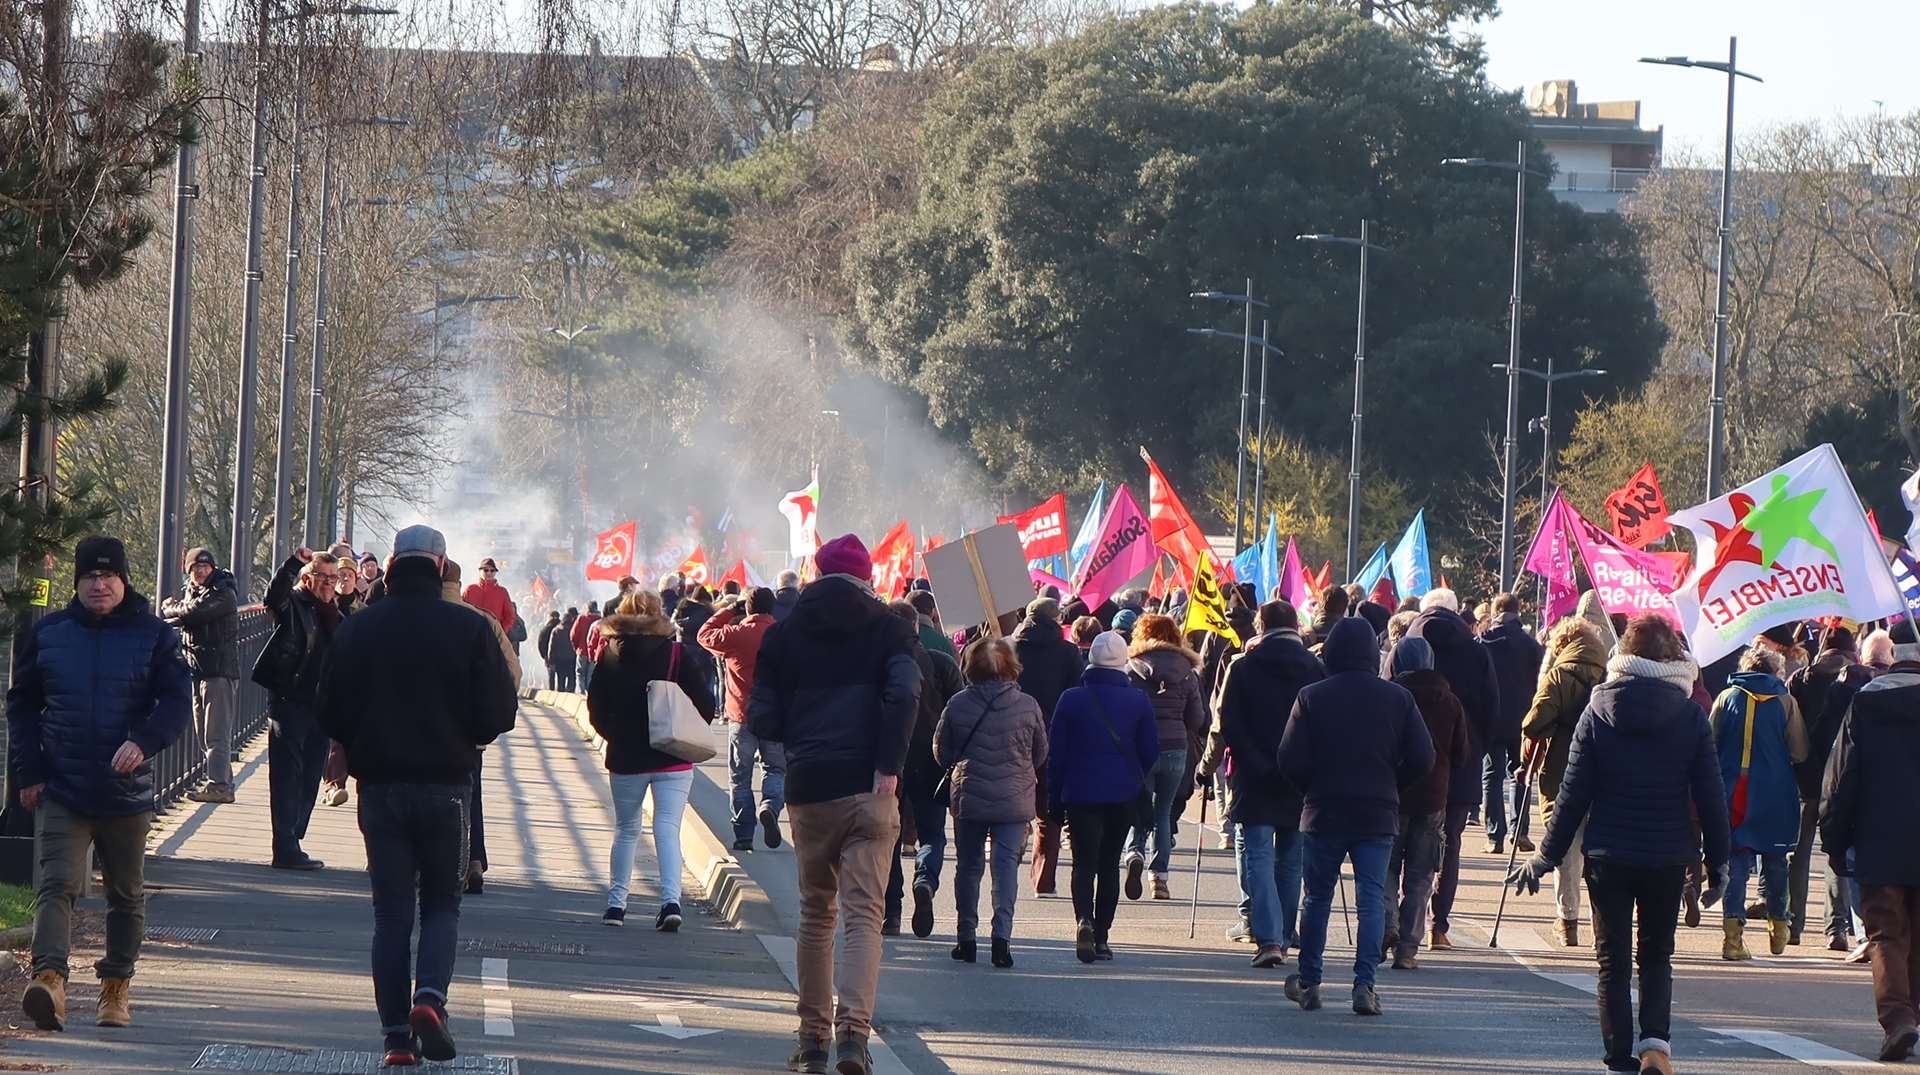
[922,523,1032,634]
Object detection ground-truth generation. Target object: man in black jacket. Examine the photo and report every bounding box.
[255,548,345,869]
[1478,593,1543,855]
[1406,589,1500,949]
[1012,597,1085,896]
[1789,626,1875,948]
[161,547,242,804]
[317,524,517,1067]
[748,534,920,1075]
[882,600,963,938]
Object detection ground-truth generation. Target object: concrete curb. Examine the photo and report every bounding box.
[0,925,30,949]
[528,690,784,938]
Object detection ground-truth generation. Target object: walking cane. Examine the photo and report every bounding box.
[1338,870,1352,944]
[1188,794,1206,939]
[1489,764,1538,949]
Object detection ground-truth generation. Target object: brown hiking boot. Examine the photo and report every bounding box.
[1768,918,1790,956]
[1150,877,1170,900]
[1638,1047,1674,1074]
[97,977,131,1027]
[1721,918,1751,961]
[186,782,235,804]
[21,970,65,1031]
[1427,929,1451,951]
[1555,919,1580,947]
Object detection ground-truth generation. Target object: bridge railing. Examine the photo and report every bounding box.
[152,604,275,809]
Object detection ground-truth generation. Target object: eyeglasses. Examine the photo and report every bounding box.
[79,570,118,584]
[481,568,497,575]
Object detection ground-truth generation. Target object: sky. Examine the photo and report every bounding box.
[1479,0,1920,155]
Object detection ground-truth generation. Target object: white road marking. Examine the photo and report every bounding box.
[480,957,515,1036]
[634,1013,721,1040]
[1706,1028,1878,1068]
[482,957,511,991]
[757,934,915,1075]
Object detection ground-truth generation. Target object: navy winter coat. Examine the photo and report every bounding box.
[6,593,193,816]
[1047,667,1158,806]
[1540,674,1730,873]
[1479,615,1543,742]
[1012,614,1085,720]
[1214,630,1324,827]
[1279,619,1435,836]
[1820,666,1920,886]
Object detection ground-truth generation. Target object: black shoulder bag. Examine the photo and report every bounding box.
[933,694,1005,809]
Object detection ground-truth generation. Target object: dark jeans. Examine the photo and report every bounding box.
[31,801,149,981]
[886,777,949,920]
[359,781,470,1035]
[1430,802,1471,934]
[551,660,575,693]
[953,819,1025,941]
[1725,848,1787,922]
[1483,738,1528,844]
[1125,748,1187,876]
[1387,810,1445,949]
[269,700,331,860]
[1788,796,1820,937]
[1297,831,1392,991]
[1585,859,1685,1071]
[1066,801,1131,938]
[1861,884,1920,1036]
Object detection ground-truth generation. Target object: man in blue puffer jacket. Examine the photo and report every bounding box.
[7,536,192,1033]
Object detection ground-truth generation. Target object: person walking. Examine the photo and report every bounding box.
[697,587,784,852]
[538,611,563,690]
[1710,645,1810,960]
[255,548,344,870]
[571,600,602,692]
[11,537,191,1033]
[1209,600,1326,968]
[1479,592,1543,855]
[588,588,718,930]
[1820,619,1920,1062]
[1122,614,1207,902]
[160,546,241,805]
[1507,614,1730,1075]
[1012,596,1085,898]
[1047,631,1158,964]
[908,589,958,661]
[746,535,920,1075]
[1787,626,1876,950]
[316,526,518,1066]
[772,569,802,622]
[935,637,1048,968]
[460,557,517,632]
[1405,588,1498,952]
[1383,637,1470,969]
[441,560,522,896]
[1520,593,1615,946]
[550,607,579,693]
[882,599,964,938]
[1279,618,1434,1017]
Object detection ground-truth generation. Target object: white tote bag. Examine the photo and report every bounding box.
[647,642,716,763]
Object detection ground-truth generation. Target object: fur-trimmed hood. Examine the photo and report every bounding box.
[598,612,674,639]
[1127,637,1200,668]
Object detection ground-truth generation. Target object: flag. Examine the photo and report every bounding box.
[1604,463,1672,548]
[1352,543,1389,593]
[1030,566,1071,593]
[1140,447,1211,578]
[718,559,748,592]
[1231,534,1264,591]
[999,493,1070,561]
[1072,483,1156,609]
[1562,494,1683,628]
[1904,469,1920,551]
[1891,548,1920,621]
[676,546,711,587]
[1148,558,1168,600]
[1669,444,1904,665]
[529,574,553,609]
[1277,535,1309,607]
[779,472,821,560]
[1368,576,1398,609]
[1311,560,1332,595]
[870,520,917,599]
[1183,550,1242,645]
[1388,510,1431,598]
[1067,482,1107,576]
[586,521,638,583]
[1522,490,1581,623]
[1255,517,1283,604]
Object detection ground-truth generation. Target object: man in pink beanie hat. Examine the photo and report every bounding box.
[812,533,873,581]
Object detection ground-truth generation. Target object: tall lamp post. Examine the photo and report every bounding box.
[1190,282,1268,554]
[1444,143,1548,592]
[154,0,202,600]
[1500,357,1605,616]
[1297,222,1389,581]
[1187,323,1282,547]
[1640,40,1762,499]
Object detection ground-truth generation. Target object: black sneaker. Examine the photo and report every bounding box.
[834,1031,874,1075]
[787,1035,829,1073]
[910,882,934,938]
[990,937,1013,968]
[733,838,754,852]
[656,902,683,932]
[1093,940,1113,961]
[1075,919,1096,964]
[602,907,626,927]
[881,916,900,936]
[271,853,324,871]
[1124,856,1144,901]
[381,1031,421,1067]
[407,999,456,1062]
[760,805,783,848]
[950,938,976,963]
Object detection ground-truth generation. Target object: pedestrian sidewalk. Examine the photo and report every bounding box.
[0,699,806,1074]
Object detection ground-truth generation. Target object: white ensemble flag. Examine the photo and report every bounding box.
[779,472,821,561]
[1668,444,1903,665]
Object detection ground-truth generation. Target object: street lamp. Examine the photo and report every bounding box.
[1186,324,1282,543]
[1298,222,1389,581]
[1641,40,1763,499]
[1444,143,1550,591]
[1190,283,1269,554]
[1499,358,1605,616]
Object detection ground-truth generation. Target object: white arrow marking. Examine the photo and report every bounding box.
[567,992,699,1008]
[633,1014,719,1040]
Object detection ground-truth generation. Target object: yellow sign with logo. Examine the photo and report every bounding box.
[30,577,50,607]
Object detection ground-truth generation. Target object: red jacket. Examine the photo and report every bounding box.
[568,612,601,654]
[461,579,517,633]
[695,606,775,723]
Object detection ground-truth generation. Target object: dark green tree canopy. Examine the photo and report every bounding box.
[846,2,1662,554]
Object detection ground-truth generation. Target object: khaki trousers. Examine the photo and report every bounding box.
[788,791,899,1042]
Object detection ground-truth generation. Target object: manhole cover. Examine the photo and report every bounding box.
[458,938,587,957]
[192,1044,516,1073]
[149,926,220,943]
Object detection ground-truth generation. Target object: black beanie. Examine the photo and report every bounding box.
[74,536,130,585]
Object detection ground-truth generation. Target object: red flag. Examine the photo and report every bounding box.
[718,560,750,592]
[529,574,553,610]
[676,546,711,587]
[586,521,638,582]
[1603,463,1671,548]
[997,493,1070,561]
[1140,447,1211,576]
[1310,560,1332,595]
[1148,557,1168,600]
[870,520,916,599]
[1368,575,1399,609]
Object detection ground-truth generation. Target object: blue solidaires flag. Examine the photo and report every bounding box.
[1067,481,1108,579]
[1255,515,1282,603]
[1388,509,1431,598]
[1351,542,1389,592]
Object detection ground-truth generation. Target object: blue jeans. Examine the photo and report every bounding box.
[1296,832,1392,991]
[727,723,786,842]
[1127,749,1187,877]
[886,778,950,920]
[1238,824,1303,949]
[577,653,594,692]
[1387,811,1444,948]
[359,781,469,1035]
[608,769,693,909]
[1725,848,1789,923]
[953,819,1025,941]
[1483,738,1528,845]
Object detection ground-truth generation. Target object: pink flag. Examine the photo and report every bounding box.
[1030,566,1070,592]
[1277,536,1310,607]
[1564,498,1683,628]
[1071,483,1155,609]
[1522,492,1582,623]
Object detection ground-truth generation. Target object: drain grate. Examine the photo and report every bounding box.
[457,938,587,957]
[148,926,220,943]
[192,1044,516,1073]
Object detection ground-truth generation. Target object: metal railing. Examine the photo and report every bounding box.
[1557,168,1651,193]
[153,604,275,809]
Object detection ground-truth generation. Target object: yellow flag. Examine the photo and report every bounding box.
[1184,550,1242,645]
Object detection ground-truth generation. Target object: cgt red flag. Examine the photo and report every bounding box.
[677,546,711,586]
[1140,447,1211,579]
[1603,463,1671,548]
[586,521,638,583]
[998,493,1070,561]
[871,520,917,599]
